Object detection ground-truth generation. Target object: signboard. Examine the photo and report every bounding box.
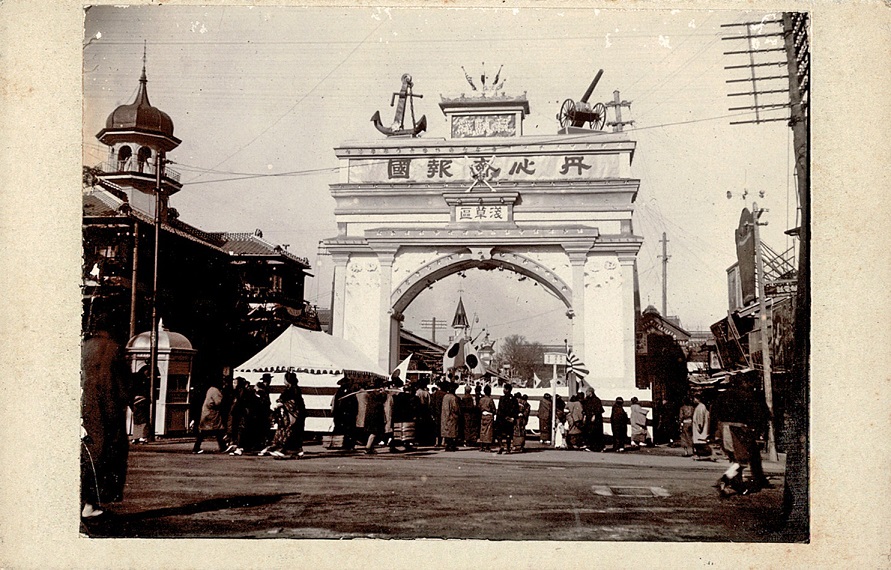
[765,279,797,296]
[347,153,623,184]
[544,352,566,365]
[456,204,509,223]
[735,208,757,306]
[451,114,517,138]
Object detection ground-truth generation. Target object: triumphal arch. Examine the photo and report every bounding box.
[323,76,642,397]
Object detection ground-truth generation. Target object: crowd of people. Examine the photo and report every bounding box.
[330,373,536,455]
[191,371,307,458]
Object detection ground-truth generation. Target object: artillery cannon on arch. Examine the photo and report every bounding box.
[556,69,608,131]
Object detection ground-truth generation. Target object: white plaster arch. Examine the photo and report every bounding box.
[390,247,573,315]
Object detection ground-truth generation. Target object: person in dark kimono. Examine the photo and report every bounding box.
[226,377,251,455]
[478,384,496,452]
[459,384,480,447]
[331,378,358,451]
[129,364,151,444]
[610,397,629,452]
[81,329,130,518]
[363,381,387,454]
[263,372,307,458]
[253,376,273,450]
[537,393,553,445]
[713,380,772,495]
[390,380,420,452]
[413,381,433,446]
[430,381,446,448]
[513,393,530,452]
[441,382,462,451]
[583,388,605,451]
[555,394,567,424]
[679,396,696,457]
[495,383,518,454]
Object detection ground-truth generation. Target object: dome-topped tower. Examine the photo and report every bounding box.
[103,65,176,140]
[94,47,183,215]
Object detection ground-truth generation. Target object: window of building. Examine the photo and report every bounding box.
[117,146,132,170]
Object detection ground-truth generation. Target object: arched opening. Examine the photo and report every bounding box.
[116,145,132,171]
[137,146,152,173]
[391,255,574,386]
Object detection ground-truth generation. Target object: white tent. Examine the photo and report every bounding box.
[234,326,387,433]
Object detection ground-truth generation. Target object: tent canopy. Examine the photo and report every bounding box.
[234,325,387,376]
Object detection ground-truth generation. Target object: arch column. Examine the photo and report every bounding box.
[373,248,398,371]
[618,254,638,387]
[330,252,350,337]
[564,246,591,395]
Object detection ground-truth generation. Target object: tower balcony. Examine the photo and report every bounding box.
[95,159,183,195]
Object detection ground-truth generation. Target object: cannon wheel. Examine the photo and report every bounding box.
[590,102,607,130]
[558,99,575,129]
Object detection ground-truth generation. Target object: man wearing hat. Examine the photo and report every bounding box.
[494,383,519,454]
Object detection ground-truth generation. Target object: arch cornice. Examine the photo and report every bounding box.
[390,247,574,314]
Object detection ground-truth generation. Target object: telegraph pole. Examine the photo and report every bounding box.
[752,203,778,462]
[421,316,447,343]
[605,90,634,132]
[148,150,165,441]
[659,232,670,316]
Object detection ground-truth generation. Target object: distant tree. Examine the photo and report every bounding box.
[493,334,548,385]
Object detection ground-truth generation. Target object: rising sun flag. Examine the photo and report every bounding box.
[566,348,589,380]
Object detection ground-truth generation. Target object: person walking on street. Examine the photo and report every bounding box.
[537,393,553,445]
[494,383,518,454]
[513,393,530,452]
[460,384,480,447]
[583,388,605,452]
[193,379,228,454]
[129,365,151,444]
[712,379,772,495]
[226,377,251,456]
[430,383,446,448]
[610,397,629,452]
[692,394,713,461]
[441,382,461,451]
[478,384,496,452]
[566,395,585,450]
[261,371,307,458]
[390,380,420,452]
[629,397,649,448]
[679,396,695,457]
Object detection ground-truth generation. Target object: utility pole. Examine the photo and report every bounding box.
[659,232,670,316]
[421,316,447,344]
[782,11,809,538]
[604,90,634,132]
[129,226,139,340]
[752,203,778,462]
[148,151,165,441]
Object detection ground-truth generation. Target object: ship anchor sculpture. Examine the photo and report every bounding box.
[371,73,427,137]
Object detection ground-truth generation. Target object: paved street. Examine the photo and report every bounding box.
[82,440,788,541]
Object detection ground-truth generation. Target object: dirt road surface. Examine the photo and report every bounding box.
[82,441,788,541]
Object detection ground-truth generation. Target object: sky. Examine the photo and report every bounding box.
[83,5,799,347]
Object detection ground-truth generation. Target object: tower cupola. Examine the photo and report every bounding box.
[94,48,183,215]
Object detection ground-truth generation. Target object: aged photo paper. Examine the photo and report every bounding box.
[1,0,889,567]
